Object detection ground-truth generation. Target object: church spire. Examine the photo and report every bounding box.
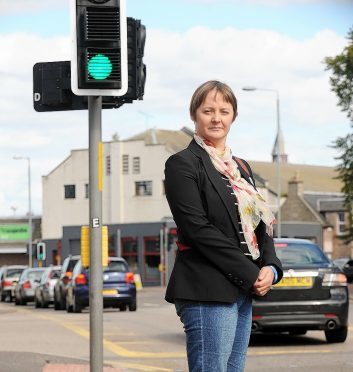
[272,126,288,163]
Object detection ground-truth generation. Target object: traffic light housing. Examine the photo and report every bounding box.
[70,0,128,96]
[125,17,146,101]
[36,242,46,261]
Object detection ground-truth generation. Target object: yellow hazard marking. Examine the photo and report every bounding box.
[118,362,173,371]
[248,349,333,356]
[33,314,186,359]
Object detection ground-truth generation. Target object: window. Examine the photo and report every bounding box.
[135,181,152,196]
[106,155,111,176]
[121,237,138,273]
[133,157,140,174]
[122,154,129,174]
[144,236,161,281]
[85,184,89,198]
[64,185,76,199]
[337,212,347,235]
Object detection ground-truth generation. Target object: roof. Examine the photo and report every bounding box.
[303,192,345,212]
[124,127,193,153]
[248,161,342,194]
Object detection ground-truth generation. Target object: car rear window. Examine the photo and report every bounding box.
[67,259,79,272]
[28,270,45,280]
[105,261,127,272]
[6,269,24,278]
[275,243,330,265]
[51,270,61,279]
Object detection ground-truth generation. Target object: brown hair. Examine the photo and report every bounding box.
[189,80,238,121]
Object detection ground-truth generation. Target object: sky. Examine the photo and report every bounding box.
[0,0,352,217]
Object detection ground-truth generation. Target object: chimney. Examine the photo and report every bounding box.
[288,170,303,196]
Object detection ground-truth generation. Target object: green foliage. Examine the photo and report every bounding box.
[325,28,353,120]
[325,27,353,244]
[332,133,353,244]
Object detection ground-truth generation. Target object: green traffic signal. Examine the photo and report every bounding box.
[87,54,113,80]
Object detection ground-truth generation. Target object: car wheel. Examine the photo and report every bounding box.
[66,298,73,313]
[42,300,49,308]
[60,295,66,311]
[325,326,348,343]
[34,297,41,308]
[5,293,12,303]
[14,297,20,305]
[119,304,127,311]
[73,295,82,313]
[129,300,137,312]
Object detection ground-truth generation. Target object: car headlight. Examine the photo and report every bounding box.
[322,272,347,287]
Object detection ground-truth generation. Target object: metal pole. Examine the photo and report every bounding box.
[88,95,103,372]
[276,93,281,238]
[27,158,33,268]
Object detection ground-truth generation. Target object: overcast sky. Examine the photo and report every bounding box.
[0,0,352,217]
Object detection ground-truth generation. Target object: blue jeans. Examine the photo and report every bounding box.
[175,292,252,372]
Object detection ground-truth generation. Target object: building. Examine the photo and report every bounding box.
[279,173,353,259]
[0,216,41,266]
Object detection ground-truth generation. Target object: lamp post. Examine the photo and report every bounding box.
[13,156,32,267]
[242,87,282,238]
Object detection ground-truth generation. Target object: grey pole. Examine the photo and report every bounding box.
[88,95,103,372]
[275,93,282,238]
[28,158,33,267]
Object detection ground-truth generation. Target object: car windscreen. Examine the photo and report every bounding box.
[275,243,330,265]
[105,261,127,272]
[6,269,24,278]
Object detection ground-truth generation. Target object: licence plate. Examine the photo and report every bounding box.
[274,276,313,288]
[102,289,117,295]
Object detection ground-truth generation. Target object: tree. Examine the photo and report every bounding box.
[325,27,353,244]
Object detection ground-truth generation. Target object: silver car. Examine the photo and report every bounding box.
[34,266,61,308]
[14,268,46,305]
[0,265,27,302]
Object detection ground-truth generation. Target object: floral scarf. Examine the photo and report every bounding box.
[194,134,276,260]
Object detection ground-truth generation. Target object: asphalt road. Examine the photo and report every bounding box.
[0,285,352,372]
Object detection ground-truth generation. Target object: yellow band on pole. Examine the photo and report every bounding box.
[98,142,103,191]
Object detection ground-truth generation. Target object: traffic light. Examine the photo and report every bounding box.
[70,0,128,96]
[124,17,146,101]
[36,242,46,261]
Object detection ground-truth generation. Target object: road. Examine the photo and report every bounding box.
[0,286,352,371]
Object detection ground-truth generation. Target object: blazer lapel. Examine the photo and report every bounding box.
[188,140,240,236]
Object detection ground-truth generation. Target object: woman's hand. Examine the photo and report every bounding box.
[253,266,274,296]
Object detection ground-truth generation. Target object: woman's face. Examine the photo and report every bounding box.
[193,89,235,150]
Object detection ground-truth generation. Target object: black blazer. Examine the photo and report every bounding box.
[164,139,283,303]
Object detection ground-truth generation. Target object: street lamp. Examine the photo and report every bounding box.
[242,86,282,238]
[13,156,32,267]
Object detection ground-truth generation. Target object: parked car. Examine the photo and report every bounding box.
[54,255,80,310]
[252,238,349,343]
[0,265,27,302]
[66,257,137,313]
[14,267,46,305]
[34,266,61,308]
[333,258,353,283]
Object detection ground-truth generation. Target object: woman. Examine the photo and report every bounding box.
[164,80,283,372]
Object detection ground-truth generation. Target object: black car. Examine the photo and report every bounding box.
[54,255,80,310]
[66,257,137,313]
[333,258,353,283]
[252,238,349,343]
